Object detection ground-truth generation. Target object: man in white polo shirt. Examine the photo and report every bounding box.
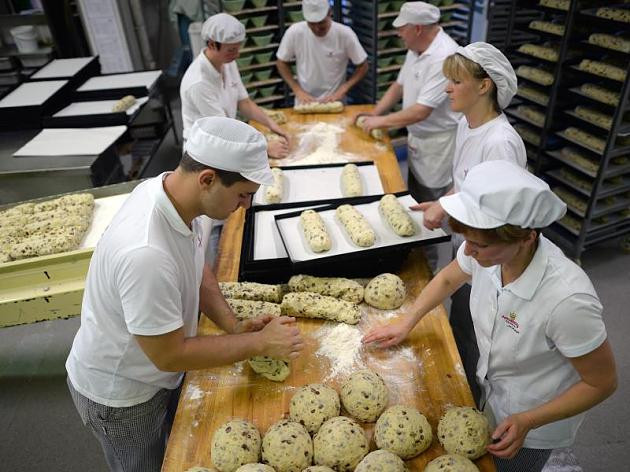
[66,117,304,472]
[276,0,368,104]
[180,13,289,158]
[359,1,460,203]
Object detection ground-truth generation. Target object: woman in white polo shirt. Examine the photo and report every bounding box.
[180,13,289,158]
[364,161,617,472]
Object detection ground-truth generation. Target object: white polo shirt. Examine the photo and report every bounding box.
[66,173,207,407]
[456,235,607,449]
[396,29,460,138]
[180,49,248,139]
[276,21,367,101]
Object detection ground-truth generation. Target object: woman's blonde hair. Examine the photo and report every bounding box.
[443,53,500,113]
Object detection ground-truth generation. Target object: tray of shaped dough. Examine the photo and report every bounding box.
[581,5,630,25]
[274,193,450,266]
[252,162,384,206]
[44,97,149,128]
[75,70,163,99]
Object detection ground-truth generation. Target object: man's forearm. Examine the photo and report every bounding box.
[199,264,237,334]
[238,99,277,131]
[276,60,301,94]
[338,61,368,96]
[379,103,432,129]
[373,82,402,115]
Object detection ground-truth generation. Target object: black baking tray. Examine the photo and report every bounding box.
[73,70,163,100]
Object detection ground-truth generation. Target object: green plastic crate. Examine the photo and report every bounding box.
[223,0,246,13]
[259,84,276,97]
[254,69,273,81]
[250,33,273,47]
[254,51,274,64]
[250,14,268,28]
[236,55,254,67]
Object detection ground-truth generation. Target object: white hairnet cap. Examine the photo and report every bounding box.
[392,2,440,27]
[456,42,517,109]
[201,13,245,43]
[184,117,274,186]
[303,0,330,22]
[439,161,566,229]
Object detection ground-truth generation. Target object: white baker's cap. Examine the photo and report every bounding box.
[201,13,246,43]
[455,42,517,109]
[439,161,566,229]
[303,0,330,22]
[392,2,440,28]
[184,117,274,186]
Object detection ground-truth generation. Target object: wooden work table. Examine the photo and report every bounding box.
[163,105,495,471]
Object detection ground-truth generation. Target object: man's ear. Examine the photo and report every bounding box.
[198,169,217,189]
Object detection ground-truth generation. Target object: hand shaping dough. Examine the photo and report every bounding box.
[437,406,490,460]
[248,356,290,382]
[355,450,406,472]
[264,168,284,204]
[340,163,363,197]
[289,383,340,434]
[219,282,285,303]
[379,194,415,236]
[336,204,375,247]
[288,274,364,303]
[355,116,385,140]
[313,416,368,471]
[340,369,388,422]
[235,465,275,472]
[364,273,406,310]
[111,95,136,112]
[227,299,281,320]
[281,292,361,324]
[211,419,262,472]
[374,405,432,459]
[424,454,479,472]
[294,101,344,114]
[261,419,313,472]
[300,210,332,253]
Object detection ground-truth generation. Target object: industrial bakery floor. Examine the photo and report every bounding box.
[1,103,629,471]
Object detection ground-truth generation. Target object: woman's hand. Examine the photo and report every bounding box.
[362,317,415,348]
[486,413,532,459]
[414,201,446,230]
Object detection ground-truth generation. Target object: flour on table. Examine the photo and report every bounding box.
[286,121,357,166]
[314,321,365,380]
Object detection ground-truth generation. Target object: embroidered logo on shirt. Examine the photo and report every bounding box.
[501,311,520,333]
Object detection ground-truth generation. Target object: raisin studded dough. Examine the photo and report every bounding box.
[579,83,619,106]
[574,106,612,130]
[281,292,361,324]
[313,416,368,471]
[364,273,406,310]
[111,95,136,112]
[219,282,285,303]
[263,108,287,124]
[300,210,332,253]
[340,369,388,422]
[424,454,479,472]
[588,33,630,53]
[227,299,281,320]
[235,465,275,472]
[517,43,559,61]
[355,116,385,140]
[514,124,541,146]
[437,406,490,460]
[517,85,549,105]
[354,450,406,472]
[379,194,415,236]
[577,59,627,82]
[264,168,284,204]
[539,0,569,10]
[528,20,564,36]
[564,127,606,152]
[336,204,375,247]
[374,405,432,459]
[303,467,335,472]
[185,468,213,472]
[289,383,340,434]
[516,105,545,126]
[211,420,262,472]
[340,163,363,197]
[261,420,313,472]
[248,356,290,382]
[596,7,630,22]
[294,101,344,114]
[516,65,554,86]
[288,274,364,303]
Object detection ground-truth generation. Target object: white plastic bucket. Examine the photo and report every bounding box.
[10,25,38,53]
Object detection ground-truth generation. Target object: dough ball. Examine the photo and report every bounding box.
[424,454,479,472]
[340,369,388,422]
[235,465,276,472]
[211,419,261,472]
[374,405,432,459]
[313,416,368,471]
[185,468,213,472]
[437,407,489,460]
[303,467,335,472]
[262,419,313,472]
[248,356,290,382]
[289,384,340,434]
[364,273,406,310]
[355,449,406,471]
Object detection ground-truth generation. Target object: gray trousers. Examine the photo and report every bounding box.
[407,170,450,273]
[67,377,181,472]
[495,448,552,472]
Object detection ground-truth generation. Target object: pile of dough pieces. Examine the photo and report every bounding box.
[0,193,94,263]
[219,273,406,381]
[294,101,344,114]
[300,194,416,254]
[202,370,488,472]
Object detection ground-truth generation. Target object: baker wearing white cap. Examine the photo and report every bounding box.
[365,161,617,472]
[66,117,304,472]
[359,1,461,205]
[180,13,289,158]
[276,0,368,104]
